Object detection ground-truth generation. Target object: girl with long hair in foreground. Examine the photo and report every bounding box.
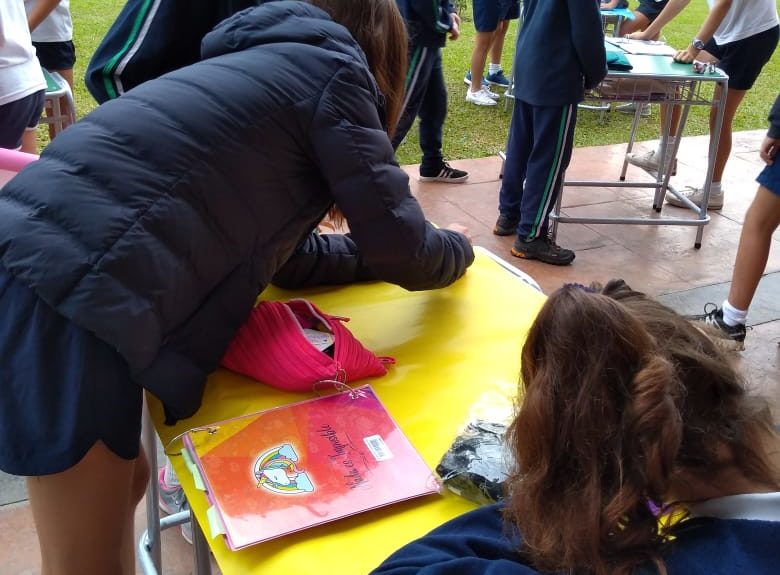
[374,280,779,575]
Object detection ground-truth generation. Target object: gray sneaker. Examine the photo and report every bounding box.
[158,467,193,544]
[615,102,651,117]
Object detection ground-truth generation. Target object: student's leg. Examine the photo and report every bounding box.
[391,45,434,150]
[727,184,780,311]
[498,99,534,225]
[488,20,509,68]
[21,129,39,154]
[618,13,650,36]
[518,103,577,242]
[418,49,446,172]
[469,30,497,94]
[710,85,746,183]
[27,441,149,575]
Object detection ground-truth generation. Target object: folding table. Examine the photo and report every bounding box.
[138,247,546,574]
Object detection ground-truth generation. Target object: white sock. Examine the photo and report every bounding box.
[722,299,747,327]
[488,63,501,74]
[709,181,722,195]
[164,460,181,487]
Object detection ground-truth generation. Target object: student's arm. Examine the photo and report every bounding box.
[628,0,692,40]
[760,93,780,165]
[568,0,608,89]
[307,64,474,292]
[27,0,61,32]
[271,233,376,289]
[673,0,733,63]
[410,0,454,35]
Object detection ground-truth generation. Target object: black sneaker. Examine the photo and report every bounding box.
[493,214,519,236]
[511,236,575,266]
[419,162,469,183]
[689,303,746,351]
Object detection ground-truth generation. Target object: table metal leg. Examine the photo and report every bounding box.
[141,403,162,571]
[191,507,213,575]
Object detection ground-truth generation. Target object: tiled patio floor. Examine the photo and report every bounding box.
[1,130,778,575]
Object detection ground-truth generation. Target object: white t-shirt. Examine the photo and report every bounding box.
[25,0,73,43]
[0,1,46,106]
[707,0,779,45]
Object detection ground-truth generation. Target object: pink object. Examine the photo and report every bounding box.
[0,148,38,173]
[221,299,395,392]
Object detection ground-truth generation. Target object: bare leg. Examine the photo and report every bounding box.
[619,13,650,36]
[27,441,150,575]
[469,30,497,93]
[710,85,747,182]
[727,186,780,311]
[20,128,38,154]
[489,20,510,67]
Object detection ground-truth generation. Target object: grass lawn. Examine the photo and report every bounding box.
[65,0,778,165]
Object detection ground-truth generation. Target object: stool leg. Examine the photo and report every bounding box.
[142,404,162,572]
[191,509,212,575]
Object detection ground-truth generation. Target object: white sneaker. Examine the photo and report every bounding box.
[626,149,677,175]
[466,88,498,106]
[665,186,724,210]
[482,85,500,100]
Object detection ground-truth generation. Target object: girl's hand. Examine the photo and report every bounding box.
[625,31,650,41]
[673,46,700,63]
[760,136,778,165]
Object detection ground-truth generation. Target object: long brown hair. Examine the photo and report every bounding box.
[307,0,408,136]
[505,280,779,575]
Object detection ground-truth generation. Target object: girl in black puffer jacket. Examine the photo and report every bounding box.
[0,1,473,571]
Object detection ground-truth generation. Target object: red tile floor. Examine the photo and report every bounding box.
[1,130,778,574]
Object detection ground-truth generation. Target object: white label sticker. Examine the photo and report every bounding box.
[363,434,393,461]
[302,328,335,352]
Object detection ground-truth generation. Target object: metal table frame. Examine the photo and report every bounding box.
[550,57,728,249]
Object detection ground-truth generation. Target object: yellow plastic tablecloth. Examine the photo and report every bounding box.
[147,247,546,574]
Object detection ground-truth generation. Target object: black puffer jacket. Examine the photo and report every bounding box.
[0,1,473,422]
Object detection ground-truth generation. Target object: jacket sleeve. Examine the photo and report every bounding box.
[768,93,780,139]
[410,0,454,35]
[568,0,607,89]
[85,0,227,102]
[370,505,540,575]
[307,65,474,292]
[271,232,377,289]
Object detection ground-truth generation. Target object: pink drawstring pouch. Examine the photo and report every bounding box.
[220,299,395,392]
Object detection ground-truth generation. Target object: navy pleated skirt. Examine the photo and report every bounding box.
[0,266,142,476]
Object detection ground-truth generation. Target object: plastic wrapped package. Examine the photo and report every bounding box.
[435,420,515,505]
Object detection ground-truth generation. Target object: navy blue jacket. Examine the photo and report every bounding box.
[371,503,780,574]
[86,0,262,103]
[395,0,455,48]
[0,1,473,422]
[514,0,607,106]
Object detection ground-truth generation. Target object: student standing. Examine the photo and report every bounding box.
[494,0,606,265]
[25,0,76,134]
[392,1,469,183]
[464,0,520,107]
[626,0,779,210]
[0,0,46,153]
[692,93,780,349]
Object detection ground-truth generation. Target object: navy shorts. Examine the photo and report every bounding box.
[757,157,780,196]
[0,90,45,150]
[704,25,779,91]
[473,0,520,32]
[636,0,668,22]
[0,267,142,476]
[33,40,76,71]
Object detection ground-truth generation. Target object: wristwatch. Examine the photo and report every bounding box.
[691,37,706,50]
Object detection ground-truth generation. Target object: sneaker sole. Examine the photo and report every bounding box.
[466,98,497,107]
[418,174,469,183]
[691,324,745,351]
[510,247,575,266]
[493,226,516,236]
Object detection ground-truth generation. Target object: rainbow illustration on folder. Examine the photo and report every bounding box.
[182,386,440,550]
